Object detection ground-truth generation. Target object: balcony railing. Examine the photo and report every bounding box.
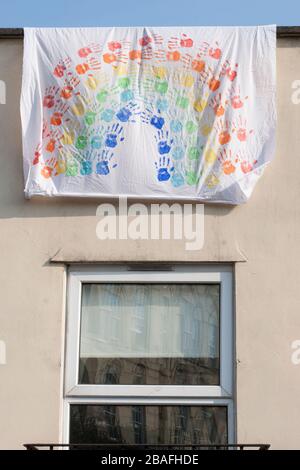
[24,443,270,450]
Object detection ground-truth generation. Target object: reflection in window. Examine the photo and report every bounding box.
[79,283,220,386]
[102,361,121,384]
[132,406,146,444]
[174,406,189,444]
[103,406,121,441]
[70,405,227,446]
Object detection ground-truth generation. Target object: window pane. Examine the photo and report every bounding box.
[70,405,227,446]
[79,283,220,385]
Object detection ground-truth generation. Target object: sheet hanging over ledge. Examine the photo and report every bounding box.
[21,26,276,203]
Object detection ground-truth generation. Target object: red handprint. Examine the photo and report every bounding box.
[208,42,222,60]
[43,86,59,108]
[226,63,238,82]
[180,34,193,48]
[232,116,253,142]
[78,43,102,58]
[108,41,122,51]
[227,86,248,109]
[53,57,71,78]
[236,150,257,173]
[33,143,42,165]
[139,35,152,47]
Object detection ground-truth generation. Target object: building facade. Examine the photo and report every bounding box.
[0,29,300,449]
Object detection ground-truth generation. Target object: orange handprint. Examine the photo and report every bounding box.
[166,50,181,61]
[215,120,232,145]
[50,102,69,126]
[209,93,227,117]
[218,149,237,175]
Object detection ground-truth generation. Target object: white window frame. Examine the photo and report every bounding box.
[64,264,234,443]
[62,397,235,444]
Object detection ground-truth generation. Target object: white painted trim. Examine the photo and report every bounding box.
[58,266,67,443]
[65,264,233,398]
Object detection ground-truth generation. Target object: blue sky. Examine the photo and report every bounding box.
[0,0,300,27]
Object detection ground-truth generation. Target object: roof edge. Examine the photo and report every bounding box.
[0,26,300,39]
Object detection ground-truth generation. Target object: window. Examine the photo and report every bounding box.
[64,265,234,445]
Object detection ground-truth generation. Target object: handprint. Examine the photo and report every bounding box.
[50,102,69,126]
[53,57,72,78]
[141,105,165,130]
[43,86,60,108]
[76,56,101,74]
[226,85,248,109]
[218,149,237,175]
[33,143,42,165]
[155,157,174,182]
[171,162,185,187]
[77,43,102,58]
[170,119,183,133]
[208,41,222,60]
[155,130,174,155]
[101,108,116,123]
[154,79,169,95]
[105,123,125,148]
[209,93,227,117]
[116,102,140,123]
[172,146,184,161]
[232,116,253,142]
[40,157,56,179]
[108,41,122,51]
[81,161,93,175]
[185,159,200,186]
[45,129,63,152]
[66,159,79,177]
[96,149,117,175]
[237,150,257,174]
[226,63,238,82]
[215,120,232,145]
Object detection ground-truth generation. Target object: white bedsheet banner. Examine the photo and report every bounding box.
[21,26,276,203]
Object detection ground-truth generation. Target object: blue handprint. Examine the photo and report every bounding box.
[91,135,102,150]
[121,89,134,102]
[116,102,140,123]
[155,157,174,182]
[141,106,165,130]
[155,130,174,155]
[101,108,115,123]
[96,149,117,175]
[171,163,185,188]
[79,151,94,176]
[170,119,183,133]
[172,146,185,161]
[156,98,168,112]
[80,160,93,176]
[105,123,124,148]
